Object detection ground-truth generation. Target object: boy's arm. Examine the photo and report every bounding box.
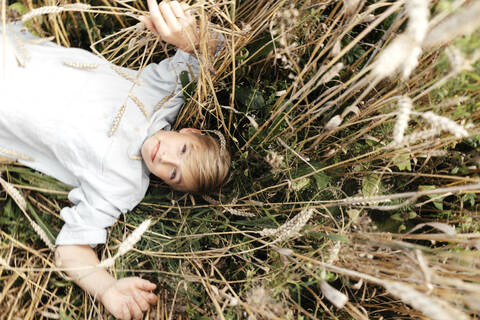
[56,245,157,320]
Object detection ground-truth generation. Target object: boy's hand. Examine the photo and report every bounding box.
[141,0,199,54]
[101,277,157,320]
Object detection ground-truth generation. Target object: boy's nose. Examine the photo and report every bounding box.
[159,150,176,164]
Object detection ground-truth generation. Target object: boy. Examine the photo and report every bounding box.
[0,1,230,318]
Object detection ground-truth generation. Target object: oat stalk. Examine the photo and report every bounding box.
[22,4,92,23]
[259,208,314,243]
[98,219,152,268]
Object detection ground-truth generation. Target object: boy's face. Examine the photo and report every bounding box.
[141,128,202,191]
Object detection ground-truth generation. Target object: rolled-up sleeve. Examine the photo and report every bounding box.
[55,185,122,246]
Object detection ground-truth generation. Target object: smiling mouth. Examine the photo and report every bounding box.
[151,141,160,162]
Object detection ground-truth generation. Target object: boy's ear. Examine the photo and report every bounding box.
[180,128,202,134]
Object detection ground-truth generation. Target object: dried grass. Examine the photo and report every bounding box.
[2,0,480,318]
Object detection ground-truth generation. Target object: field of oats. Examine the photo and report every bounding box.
[1,0,480,319]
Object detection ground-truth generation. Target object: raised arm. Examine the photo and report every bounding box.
[139,0,218,56]
[141,0,198,53]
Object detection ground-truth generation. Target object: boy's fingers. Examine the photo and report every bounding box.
[170,1,186,20]
[141,291,158,305]
[159,1,181,31]
[138,16,158,35]
[127,298,143,320]
[121,305,131,320]
[181,2,194,21]
[147,0,169,37]
[136,278,157,291]
[133,290,150,312]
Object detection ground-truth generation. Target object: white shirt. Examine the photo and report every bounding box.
[0,22,199,245]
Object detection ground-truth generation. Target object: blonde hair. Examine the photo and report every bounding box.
[183,133,231,194]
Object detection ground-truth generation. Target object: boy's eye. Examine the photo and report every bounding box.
[181,144,187,154]
[170,168,177,180]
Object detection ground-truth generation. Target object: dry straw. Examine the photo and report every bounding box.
[405,0,429,43]
[344,0,361,17]
[63,61,98,70]
[424,1,480,48]
[382,280,470,320]
[21,3,91,23]
[202,195,256,217]
[320,280,348,309]
[98,219,151,268]
[108,104,126,137]
[211,130,226,151]
[400,128,439,145]
[445,46,472,73]
[12,31,30,62]
[29,219,55,251]
[0,175,54,250]
[223,207,256,217]
[259,208,314,243]
[420,111,468,138]
[0,146,33,161]
[372,0,429,80]
[371,34,418,80]
[110,64,143,86]
[153,92,174,111]
[393,96,412,143]
[265,150,285,174]
[128,93,150,120]
[319,63,344,85]
[324,115,343,131]
[0,175,26,210]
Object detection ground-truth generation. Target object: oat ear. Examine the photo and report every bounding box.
[211,130,226,152]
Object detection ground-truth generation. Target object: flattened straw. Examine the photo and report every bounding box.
[202,195,255,217]
[27,36,55,44]
[154,93,174,111]
[110,64,143,86]
[223,207,256,217]
[63,61,98,69]
[98,219,152,268]
[393,96,412,144]
[405,0,429,43]
[21,4,92,23]
[0,175,26,211]
[259,208,314,243]
[128,154,143,160]
[108,104,126,137]
[0,146,34,161]
[400,129,438,146]
[211,130,226,151]
[30,219,55,251]
[12,31,30,62]
[324,115,343,131]
[371,34,416,80]
[22,6,65,22]
[62,3,91,10]
[318,63,344,85]
[382,280,470,320]
[0,175,54,250]
[423,1,480,48]
[128,93,150,120]
[420,111,468,138]
[202,194,220,204]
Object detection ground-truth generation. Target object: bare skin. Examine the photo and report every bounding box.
[55,2,218,319]
[55,245,157,320]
